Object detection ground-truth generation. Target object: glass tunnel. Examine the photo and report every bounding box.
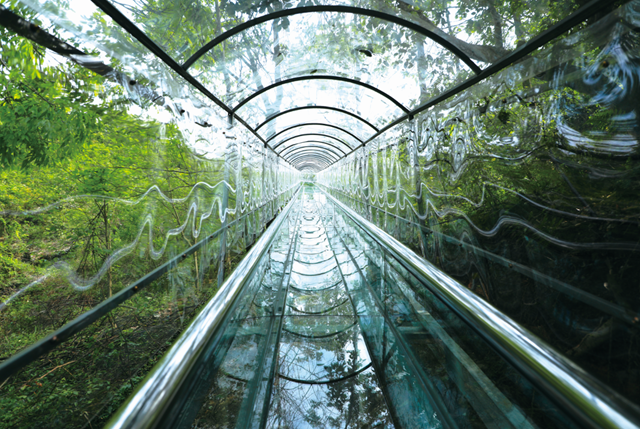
[1,0,640,428]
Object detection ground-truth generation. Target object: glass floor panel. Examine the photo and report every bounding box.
[175,185,577,429]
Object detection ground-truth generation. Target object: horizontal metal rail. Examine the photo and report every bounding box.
[321,185,640,327]
[320,187,640,429]
[0,184,299,382]
[104,188,300,429]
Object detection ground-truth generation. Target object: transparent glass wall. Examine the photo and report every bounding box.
[2,0,639,426]
[0,1,300,426]
[318,0,640,407]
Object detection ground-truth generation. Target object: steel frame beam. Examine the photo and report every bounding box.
[266,122,364,145]
[336,0,617,166]
[281,144,344,161]
[273,133,350,153]
[288,152,335,165]
[182,6,481,74]
[297,163,325,171]
[281,147,343,163]
[232,75,410,114]
[88,0,274,157]
[293,162,330,171]
[255,105,379,134]
[289,156,333,168]
[89,0,613,172]
[284,152,339,167]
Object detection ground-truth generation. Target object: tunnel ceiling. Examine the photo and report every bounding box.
[84,0,585,173]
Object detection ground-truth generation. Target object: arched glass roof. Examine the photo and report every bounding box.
[267,124,363,148]
[279,140,350,160]
[189,13,474,108]
[108,0,582,64]
[276,135,351,155]
[54,0,599,172]
[236,79,405,130]
[256,107,377,143]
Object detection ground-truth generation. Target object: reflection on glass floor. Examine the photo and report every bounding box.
[178,186,577,429]
[187,187,393,429]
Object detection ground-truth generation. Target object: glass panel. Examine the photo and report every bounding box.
[171,210,295,429]
[318,0,640,410]
[325,187,580,429]
[1,250,221,429]
[192,13,473,108]
[236,79,404,130]
[0,4,301,427]
[257,108,376,141]
[104,0,582,68]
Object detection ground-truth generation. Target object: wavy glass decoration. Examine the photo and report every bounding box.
[318,1,640,406]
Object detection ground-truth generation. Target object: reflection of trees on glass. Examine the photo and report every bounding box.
[318,2,640,406]
[0,3,300,427]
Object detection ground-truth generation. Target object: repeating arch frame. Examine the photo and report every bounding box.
[273,133,351,153]
[232,75,410,114]
[291,156,332,171]
[181,6,482,74]
[284,144,341,159]
[266,123,364,145]
[255,105,379,134]
[87,0,613,172]
[281,143,345,160]
[288,151,337,164]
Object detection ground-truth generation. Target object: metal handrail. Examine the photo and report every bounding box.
[321,185,640,327]
[320,187,640,429]
[104,188,300,429]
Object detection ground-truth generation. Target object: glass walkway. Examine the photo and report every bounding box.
[2,0,640,428]
[101,185,639,429]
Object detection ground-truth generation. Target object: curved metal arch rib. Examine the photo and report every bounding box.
[288,152,336,165]
[266,123,364,145]
[281,143,344,161]
[182,6,481,74]
[298,162,327,171]
[280,144,343,161]
[289,155,334,169]
[255,106,379,134]
[282,145,342,162]
[282,146,341,160]
[293,161,331,172]
[274,133,350,152]
[293,160,331,171]
[297,159,329,167]
[233,76,410,114]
